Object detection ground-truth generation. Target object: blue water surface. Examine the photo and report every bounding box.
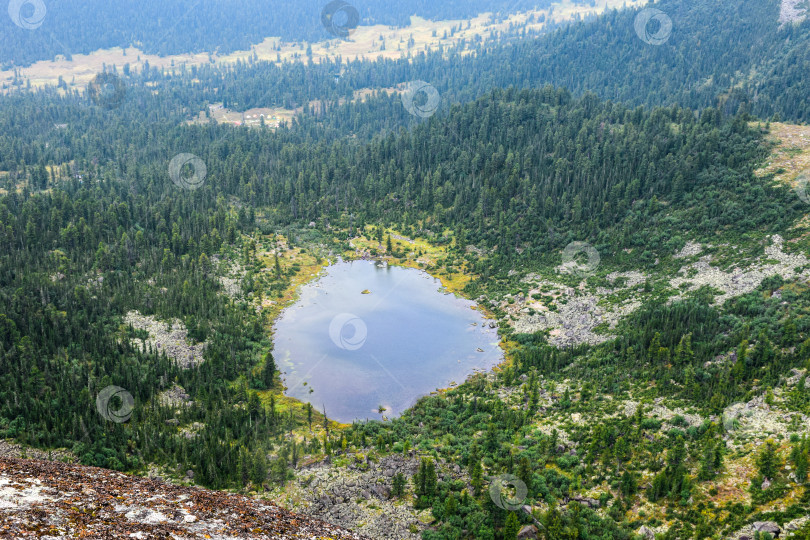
[273,260,503,423]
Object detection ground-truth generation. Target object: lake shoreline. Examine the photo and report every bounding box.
[269,240,506,424]
[339,252,509,397]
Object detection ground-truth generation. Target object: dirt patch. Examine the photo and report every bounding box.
[191,104,298,128]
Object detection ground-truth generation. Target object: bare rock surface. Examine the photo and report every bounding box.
[623,400,704,429]
[0,457,368,539]
[673,241,705,259]
[510,236,810,348]
[0,440,75,463]
[780,0,809,24]
[214,255,244,299]
[159,384,193,408]
[510,276,641,347]
[125,310,207,368]
[277,453,461,540]
[669,235,810,306]
[722,396,810,447]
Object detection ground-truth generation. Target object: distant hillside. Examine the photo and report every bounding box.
[489,0,810,121]
[0,0,570,67]
[92,0,810,133]
[331,0,810,122]
[7,0,810,130]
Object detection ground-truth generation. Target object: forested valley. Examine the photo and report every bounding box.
[2,0,810,539]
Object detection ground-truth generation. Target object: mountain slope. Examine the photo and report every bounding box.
[0,456,368,538]
[356,0,810,122]
[0,0,574,67]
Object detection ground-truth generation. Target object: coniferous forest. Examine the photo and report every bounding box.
[2,0,810,538]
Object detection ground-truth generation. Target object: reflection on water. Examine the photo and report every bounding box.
[273,260,503,423]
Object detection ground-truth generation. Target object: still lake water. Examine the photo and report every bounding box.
[273,260,503,423]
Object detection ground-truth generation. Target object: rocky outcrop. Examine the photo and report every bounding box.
[753,521,781,535]
[673,241,705,259]
[730,516,810,539]
[518,524,538,539]
[670,236,810,306]
[722,396,808,445]
[0,457,368,539]
[125,311,207,368]
[159,384,192,408]
[780,0,808,24]
[511,281,640,347]
[0,440,75,463]
[279,453,465,540]
[214,254,244,299]
[510,236,810,348]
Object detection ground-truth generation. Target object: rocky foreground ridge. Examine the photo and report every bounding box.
[0,457,368,539]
